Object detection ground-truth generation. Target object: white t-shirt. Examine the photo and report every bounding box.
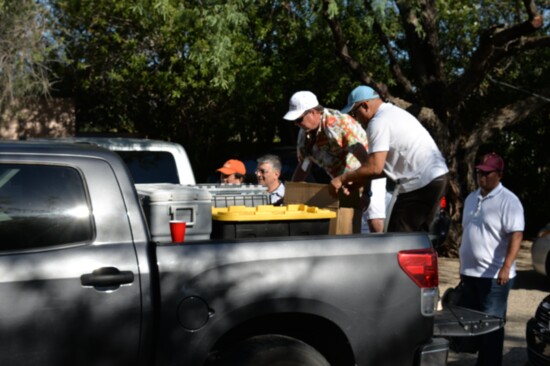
[459,183,524,279]
[367,103,448,193]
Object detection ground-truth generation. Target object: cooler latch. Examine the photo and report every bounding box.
[170,205,196,226]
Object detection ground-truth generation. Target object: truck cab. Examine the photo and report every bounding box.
[32,136,196,184]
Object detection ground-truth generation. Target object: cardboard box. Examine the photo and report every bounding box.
[284,182,361,235]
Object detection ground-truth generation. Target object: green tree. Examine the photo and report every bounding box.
[50,0,357,179]
[49,0,549,254]
[0,0,56,112]
[322,0,550,254]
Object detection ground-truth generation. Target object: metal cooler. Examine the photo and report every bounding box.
[136,183,212,243]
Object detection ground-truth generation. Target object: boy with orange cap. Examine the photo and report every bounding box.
[217,159,246,184]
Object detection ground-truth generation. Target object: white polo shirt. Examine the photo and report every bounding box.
[367,103,448,193]
[459,183,524,279]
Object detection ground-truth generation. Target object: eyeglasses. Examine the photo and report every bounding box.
[349,102,364,118]
[255,168,271,174]
[293,110,310,125]
[475,169,497,177]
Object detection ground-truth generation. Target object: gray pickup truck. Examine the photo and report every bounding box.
[32,136,197,185]
[0,141,496,366]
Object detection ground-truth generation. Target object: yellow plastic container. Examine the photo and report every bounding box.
[211,204,336,238]
[212,204,336,221]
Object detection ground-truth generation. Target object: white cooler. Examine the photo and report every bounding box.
[136,183,212,243]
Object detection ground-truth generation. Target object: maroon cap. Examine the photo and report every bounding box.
[476,153,504,172]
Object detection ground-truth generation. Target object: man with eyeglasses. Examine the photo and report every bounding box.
[458,152,524,366]
[283,90,387,233]
[332,85,449,233]
[255,154,285,206]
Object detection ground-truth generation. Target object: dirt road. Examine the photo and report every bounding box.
[438,241,550,365]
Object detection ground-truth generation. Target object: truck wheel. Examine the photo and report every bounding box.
[210,334,330,366]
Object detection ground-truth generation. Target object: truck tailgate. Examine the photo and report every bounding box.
[434,305,504,337]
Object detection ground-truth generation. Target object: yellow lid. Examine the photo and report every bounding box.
[212,204,336,221]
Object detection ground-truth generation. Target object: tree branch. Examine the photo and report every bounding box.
[522,0,543,26]
[388,97,449,146]
[322,2,372,87]
[464,85,550,151]
[505,35,550,53]
[448,0,544,110]
[321,0,392,97]
[395,0,447,117]
[363,0,414,99]
[394,0,446,83]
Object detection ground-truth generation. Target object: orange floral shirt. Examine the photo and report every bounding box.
[297,108,368,178]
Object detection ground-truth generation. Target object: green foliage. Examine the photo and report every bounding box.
[474,43,550,238]
[49,0,357,179]
[480,105,550,238]
[0,0,57,111]
[46,0,549,216]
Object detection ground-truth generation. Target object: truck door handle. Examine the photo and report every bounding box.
[81,267,134,288]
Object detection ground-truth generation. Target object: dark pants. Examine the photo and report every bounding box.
[460,275,513,366]
[387,173,449,232]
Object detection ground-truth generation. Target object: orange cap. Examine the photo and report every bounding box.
[217,159,246,175]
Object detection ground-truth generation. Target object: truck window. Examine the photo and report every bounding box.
[114,151,180,184]
[0,164,93,251]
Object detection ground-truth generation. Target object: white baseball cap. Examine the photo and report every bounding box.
[283,91,319,121]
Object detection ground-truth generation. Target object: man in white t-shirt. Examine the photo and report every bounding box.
[331,85,449,232]
[459,152,524,366]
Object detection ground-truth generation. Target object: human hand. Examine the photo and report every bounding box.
[497,267,511,285]
[330,176,349,197]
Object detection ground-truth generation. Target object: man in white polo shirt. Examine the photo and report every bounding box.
[459,152,524,366]
[331,85,449,232]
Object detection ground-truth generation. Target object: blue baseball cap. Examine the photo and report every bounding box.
[341,86,380,113]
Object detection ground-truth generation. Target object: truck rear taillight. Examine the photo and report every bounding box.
[398,248,439,316]
[398,248,439,288]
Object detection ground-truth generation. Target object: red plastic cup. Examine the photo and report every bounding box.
[169,221,186,243]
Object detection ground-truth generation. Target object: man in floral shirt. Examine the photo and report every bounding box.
[283,90,387,233]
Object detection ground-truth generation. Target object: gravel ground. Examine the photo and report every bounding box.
[438,240,550,366]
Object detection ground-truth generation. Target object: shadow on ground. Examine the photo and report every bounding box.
[448,346,528,366]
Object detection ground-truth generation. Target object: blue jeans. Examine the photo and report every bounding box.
[460,275,514,366]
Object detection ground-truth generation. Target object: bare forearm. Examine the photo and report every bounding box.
[497,231,523,285]
[342,152,386,184]
[330,151,386,196]
[342,165,378,184]
[503,231,523,270]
